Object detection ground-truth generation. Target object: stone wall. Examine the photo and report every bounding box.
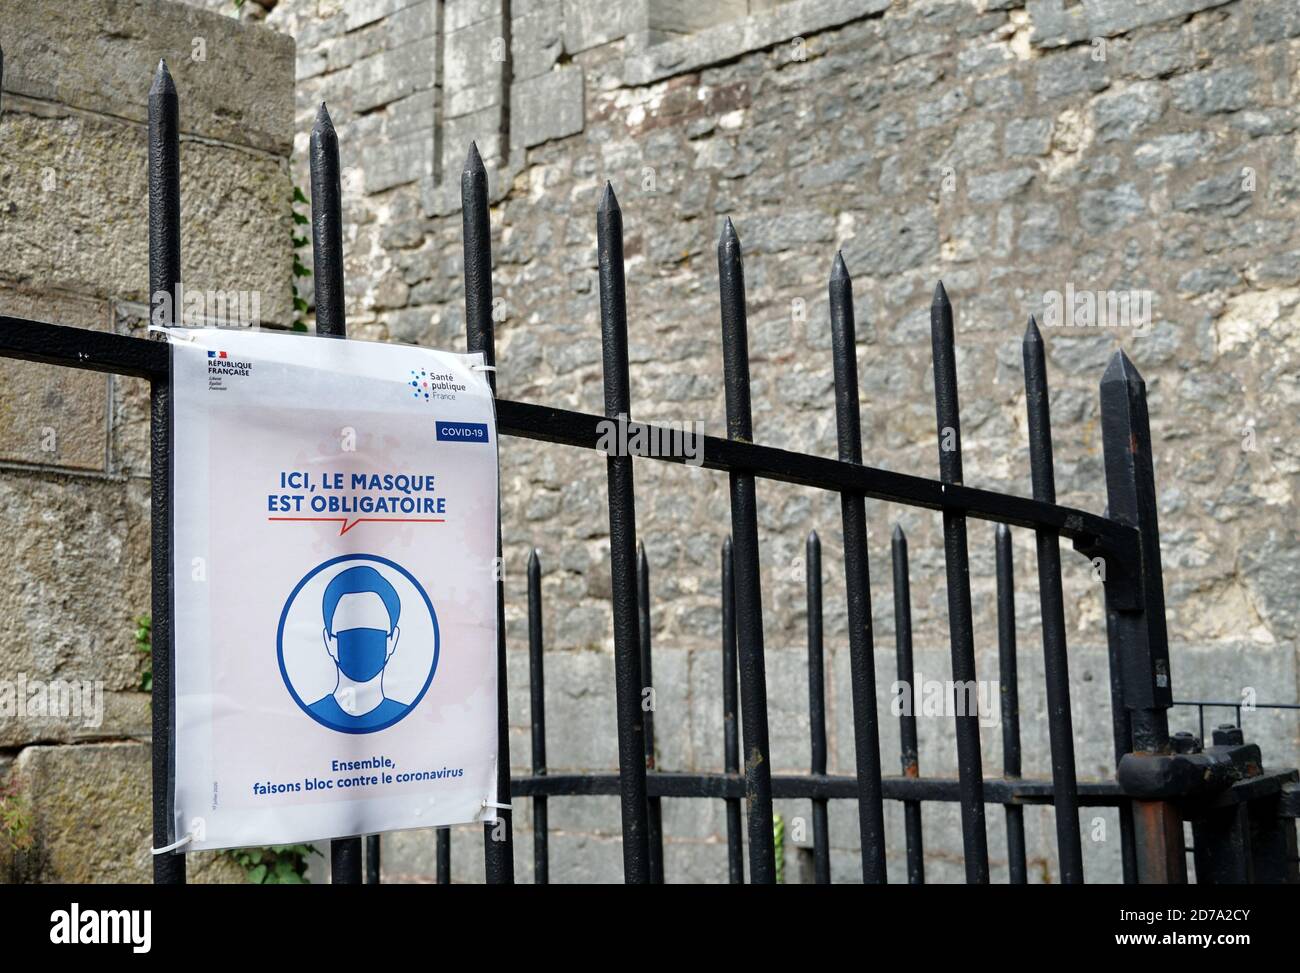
[0,0,294,882]
[54,0,1300,883]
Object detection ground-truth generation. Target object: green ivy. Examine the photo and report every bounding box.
[134,615,152,693]
[224,844,318,884]
[291,185,312,331]
[773,813,785,885]
[0,780,34,856]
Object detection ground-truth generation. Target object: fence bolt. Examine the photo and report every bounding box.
[1213,724,1245,747]
[1170,731,1200,754]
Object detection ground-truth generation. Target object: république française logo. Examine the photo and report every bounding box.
[207,349,252,377]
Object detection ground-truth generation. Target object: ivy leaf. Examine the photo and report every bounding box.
[248,863,268,884]
[292,212,309,226]
[293,186,308,204]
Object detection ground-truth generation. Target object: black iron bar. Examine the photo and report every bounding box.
[717,219,777,883]
[1022,316,1084,883]
[528,549,549,884]
[310,105,345,337]
[827,253,887,883]
[511,772,1131,805]
[364,835,380,884]
[891,526,924,884]
[436,829,451,884]
[310,103,361,884]
[148,58,184,887]
[637,542,666,883]
[0,319,1135,555]
[1103,598,1138,883]
[596,183,652,883]
[461,142,514,883]
[721,537,744,883]
[1100,350,1183,883]
[805,532,830,884]
[995,524,1027,884]
[930,282,990,883]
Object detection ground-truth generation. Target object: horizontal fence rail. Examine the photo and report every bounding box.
[0,58,1295,887]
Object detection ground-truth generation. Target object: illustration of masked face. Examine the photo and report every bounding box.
[334,628,391,681]
[323,590,400,683]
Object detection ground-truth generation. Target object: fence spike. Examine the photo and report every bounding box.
[147,49,185,887]
[527,547,548,884]
[599,179,619,214]
[635,538,664,882]
[459,137,513,882]
[1099,348,1172,743]
[1022,313,1085,884]
[309,102,345,338]
[717,222,777,883]
[719,535,744,883]
[804,530,831,884]
[890,524,925,884]
[995,522,1027,884]
[928,281,990,883]
[828,250,888,883]
[597,175,653,883]
[462,141,496,387]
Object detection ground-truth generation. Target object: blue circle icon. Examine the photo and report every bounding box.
[277,554,439,734]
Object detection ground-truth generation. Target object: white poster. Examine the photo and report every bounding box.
[168,327,499,852]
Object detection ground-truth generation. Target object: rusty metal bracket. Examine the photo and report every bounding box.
[1118,742,1262,801]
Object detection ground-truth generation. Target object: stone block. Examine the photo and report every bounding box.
[0,0,295,155]
[361,126,434,193]
[444,18,506,98]
[1028,0,1234,49]
[510,2,565,82]
[648,0,749,35]
[445,0,501,33]
[0,474,153,748]
[345,0,425,33]
[563,0,649,54]
[347,38,439,114]
[622,0,892,85]
[0,110,293,325]
[12,742,243,882]
[511,67,585,150]
[0,289,110,472]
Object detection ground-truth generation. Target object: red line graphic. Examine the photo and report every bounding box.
[268,516,445,536]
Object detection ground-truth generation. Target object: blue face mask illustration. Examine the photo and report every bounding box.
[335,627,391,682]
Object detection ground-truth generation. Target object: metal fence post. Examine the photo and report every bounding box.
[717,219,777,883]
[309,103,363,885]
[595,184,652,883]
[461,142,515,884]
[1098,349,1185,883]
[929,283,990,883]
[828,254,888,883]
[148,58,185,887]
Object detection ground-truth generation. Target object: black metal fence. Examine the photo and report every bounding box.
[2,61,1297,885]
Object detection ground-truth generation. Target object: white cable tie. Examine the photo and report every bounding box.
[482,800,512,811]
[146,324,197,342]
[471,364,497,372]
[151,832,194,855]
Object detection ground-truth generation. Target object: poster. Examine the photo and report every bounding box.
[168,328,499,852]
